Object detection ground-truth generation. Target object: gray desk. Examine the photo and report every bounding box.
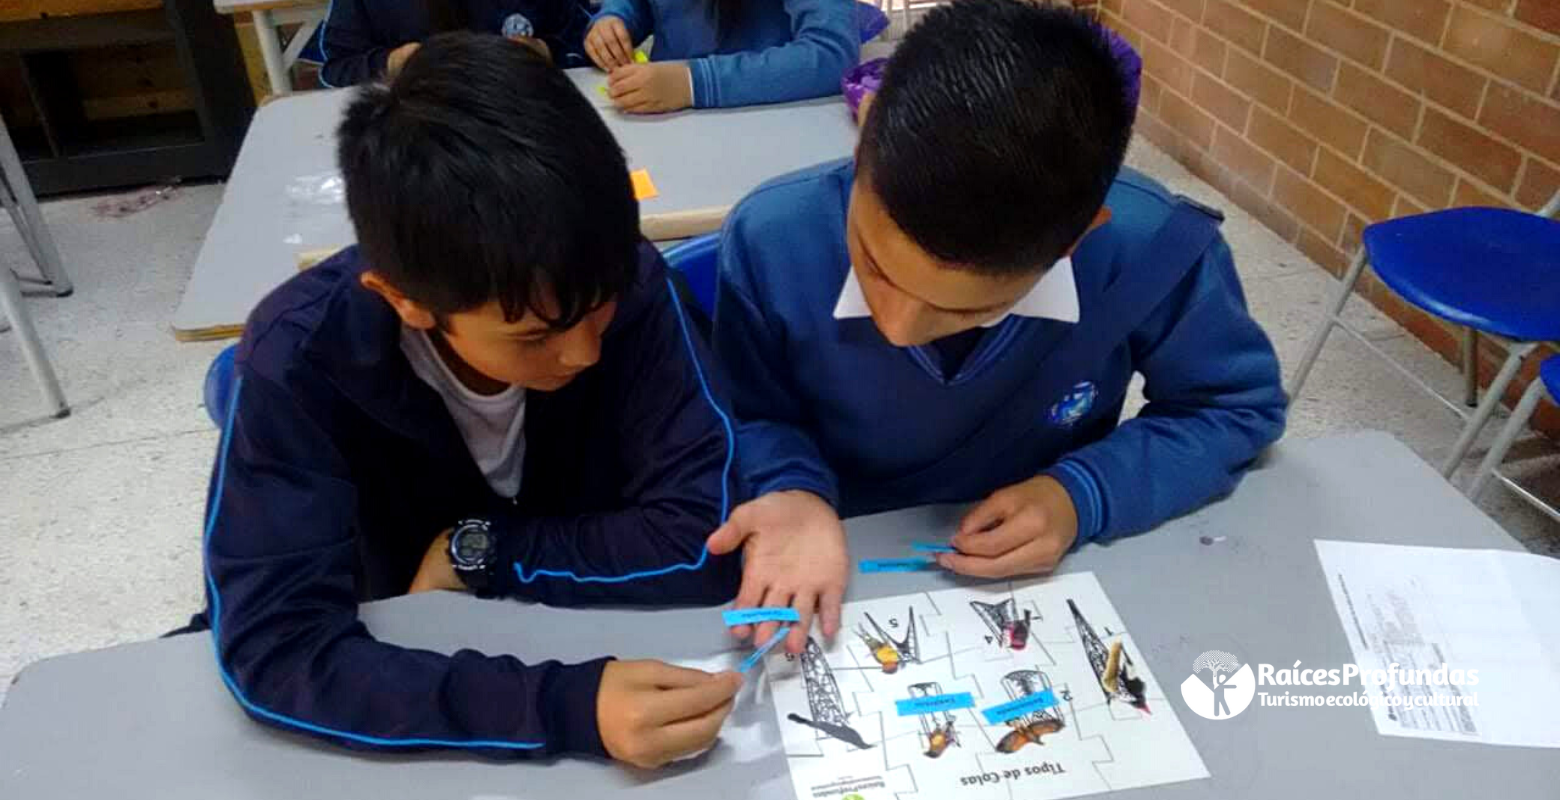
[170,70,857,341]
[2,431,1550,799]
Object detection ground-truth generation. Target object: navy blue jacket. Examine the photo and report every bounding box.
[319,0,593,87]
[200,242,740,758]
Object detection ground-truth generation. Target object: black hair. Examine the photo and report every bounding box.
[338,32,639,329]
[859,0,1133,275]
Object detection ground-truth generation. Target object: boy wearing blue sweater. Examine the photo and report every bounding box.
[707,0,1287,653]
[586,0,857,112]
[202,36,741,769]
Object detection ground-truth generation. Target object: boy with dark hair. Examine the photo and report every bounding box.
[708,0,1287,653]
[200,33,741,769]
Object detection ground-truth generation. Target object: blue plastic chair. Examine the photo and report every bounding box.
[203,343,238,429]
[1289,192,1560,480]
[663,233,719,317]
[1467,356,1559,521]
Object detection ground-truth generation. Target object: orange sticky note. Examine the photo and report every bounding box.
[631,169,658,201]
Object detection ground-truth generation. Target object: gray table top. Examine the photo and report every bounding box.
[171,70,857,338]
[1,431,1548,799]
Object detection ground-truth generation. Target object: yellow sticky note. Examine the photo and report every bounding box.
[631,169,658,201]
[634,50,649,63]
[597,83,609,97]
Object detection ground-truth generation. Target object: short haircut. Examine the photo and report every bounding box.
[338,32,639,328]
[859,0,1133,275]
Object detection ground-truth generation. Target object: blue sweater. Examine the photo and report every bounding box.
[199,242,739,758]
[714,160,1287,541]
[319,0,593,87]
[594,0,858,108]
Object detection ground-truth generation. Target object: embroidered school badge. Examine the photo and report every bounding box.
[1048,381,1097,427]
[501,13,535,38]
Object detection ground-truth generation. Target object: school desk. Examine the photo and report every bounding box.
[170,69,858,341]
[212,0,327,97]
[2,431,1549,799]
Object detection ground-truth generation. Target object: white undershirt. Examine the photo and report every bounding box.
[399,327,527,498]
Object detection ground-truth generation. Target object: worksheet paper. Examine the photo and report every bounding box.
[759,572,1209,800]
[1315,540,1560,748]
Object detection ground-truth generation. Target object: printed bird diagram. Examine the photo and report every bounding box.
[764,572,1208,800]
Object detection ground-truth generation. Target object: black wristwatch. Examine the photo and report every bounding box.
[448,518,498,592]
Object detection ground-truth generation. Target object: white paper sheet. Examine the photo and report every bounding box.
[1314,540,1560,748]
[760,572,1208,800]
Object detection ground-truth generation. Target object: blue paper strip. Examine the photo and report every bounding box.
[738,625,790,674]
[981,690,1058,725]
[895,692,976,716]
[910,542,958,554]
[723,607,801,627]
[860,558,936,573]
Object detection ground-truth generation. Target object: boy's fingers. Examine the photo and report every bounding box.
[727,572,768,640]
[786,593,816,654]
[611,25,634,65]
[706,517,753,556]
[645,672,742,724]
[754,588,790,648]
[819,587,844,639]
[639,661,721,691]
[939,539,1052,580]
[956,494,1012,537]
[952,515,1037,558]
[653,697,735,762]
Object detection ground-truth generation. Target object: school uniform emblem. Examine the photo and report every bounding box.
[501,12,535,38]
[1048,381,1097,427]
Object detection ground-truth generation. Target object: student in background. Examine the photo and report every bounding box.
[708,0,1286,654]
[585,0,858,113]
[200,35,742,769]
[319,0,592,86]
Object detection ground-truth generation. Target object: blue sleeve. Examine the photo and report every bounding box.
[688,0,859,108]
[1046,238,1286,541]
[487,267,743,605]
[205,369,607,759]
[318,0,394,88]
[713,215,842,508]
[593,0,655,43]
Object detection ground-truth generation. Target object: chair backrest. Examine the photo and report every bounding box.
[662,233,720,316]
[1540,190,1560,220]
[204,344,239,429]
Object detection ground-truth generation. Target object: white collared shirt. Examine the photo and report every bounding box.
[832,257,1081,326]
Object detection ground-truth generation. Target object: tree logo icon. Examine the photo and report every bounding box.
[1179,650,1255,720]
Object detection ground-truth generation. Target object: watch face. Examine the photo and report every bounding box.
[452,526,493,568]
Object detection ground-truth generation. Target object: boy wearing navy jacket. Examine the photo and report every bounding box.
[201,35,741,769]
[708,0,1287,653]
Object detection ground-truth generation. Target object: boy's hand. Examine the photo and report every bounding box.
[598,661,742,769]
[586,16,634,70]
[408,530,464,594]
[386,42,420,78]
[608,63,693,114]
[708,491,848,655]
[938,476,1079,579]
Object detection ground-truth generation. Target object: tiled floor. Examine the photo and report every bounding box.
[1,139,1556,708]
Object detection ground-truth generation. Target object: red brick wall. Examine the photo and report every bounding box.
[1099,0,1560,435]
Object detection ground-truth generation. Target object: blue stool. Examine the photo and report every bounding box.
[203,344,238,429]
[1467,356,1559,521]
[1289,192,1560,480]
[662,233,719,317]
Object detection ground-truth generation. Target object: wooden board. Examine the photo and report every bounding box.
[0,0,162,23]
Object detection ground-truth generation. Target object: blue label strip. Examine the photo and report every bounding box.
[860,558,936,573]
[723,607,801,627]
[895,692,976,716]
[981,690,1058,724]
[738,625,790,674]
[910,542,958,554]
